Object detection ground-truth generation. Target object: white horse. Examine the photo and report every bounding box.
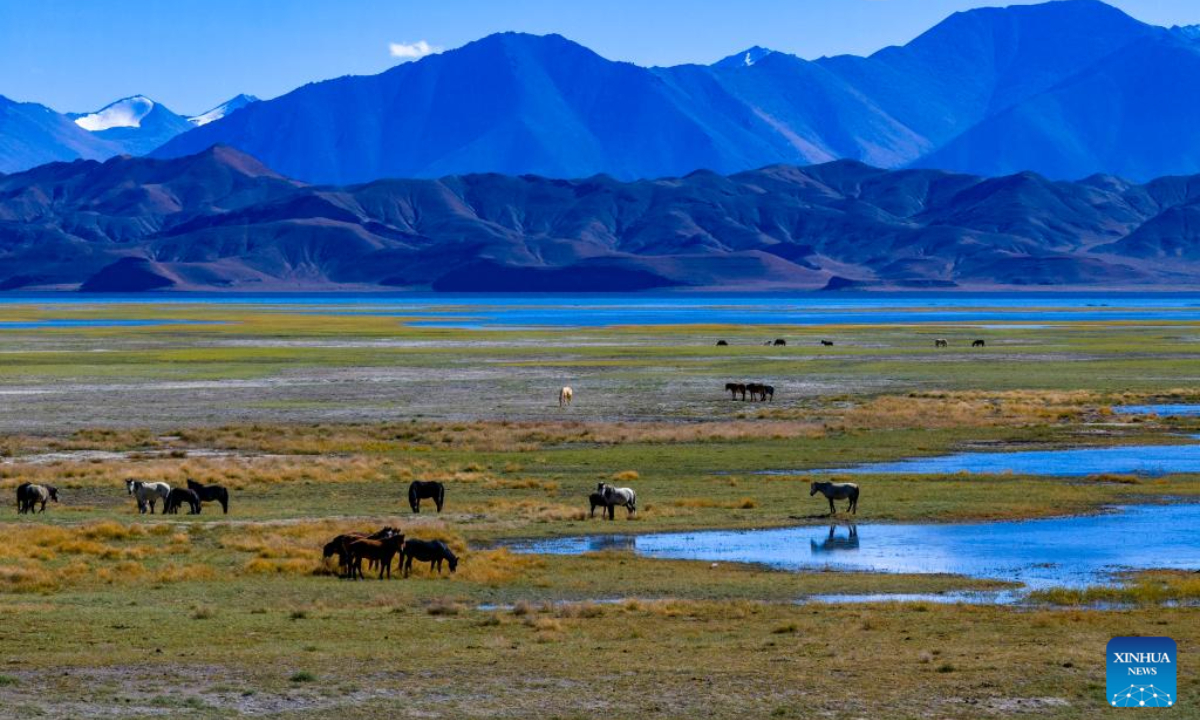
[126,479,171,514]
[559,386,574,408]
[596,482,636,520]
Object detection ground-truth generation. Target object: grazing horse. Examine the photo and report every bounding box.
[725,382,747,401]
[773,338,787,346]
[408,480,445,514]
[821,340,834,347]
[186,479,229,514]
[164,488,201,515]
[347,533,406,580]
[324,527,400,578]
[559,386,574,408]
[588,491,607,518]
[596,482,637,520]
[972,339,986,348]
[401,539,459,577]
[17,483,57,514]
[126,479,171,514]
[716,340,729,346]
[810,481,859,515]
[934,339,948,348]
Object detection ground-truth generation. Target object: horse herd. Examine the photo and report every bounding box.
[322,527,459,580]
[725,382,775,402]
[124,478,230,515]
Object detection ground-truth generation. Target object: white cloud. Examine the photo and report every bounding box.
[389,40,440,61]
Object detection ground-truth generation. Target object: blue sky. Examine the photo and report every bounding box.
[2,0,1198,115]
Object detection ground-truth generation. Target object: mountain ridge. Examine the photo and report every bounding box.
[4,146,1200,292]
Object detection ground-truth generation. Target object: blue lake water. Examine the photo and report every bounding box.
[5,292,1200,328]
[513,504,1200,591]
[1114,405,1200,417]
[800,437,1200,477]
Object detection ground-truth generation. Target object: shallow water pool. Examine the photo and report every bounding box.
[512,504,1200,591]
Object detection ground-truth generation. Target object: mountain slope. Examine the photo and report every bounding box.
[916,32,1200,180]
[6,146,1200,291]
[0,96,117,173]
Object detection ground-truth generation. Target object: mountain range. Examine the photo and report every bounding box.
[148,0,1200,183]
[4,145,1200,292]
[0,94,257,173]
[4,0,1199,183]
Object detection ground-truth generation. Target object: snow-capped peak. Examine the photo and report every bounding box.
[187,94,259,127]
[72,95,156,132]
[713,46,776,69]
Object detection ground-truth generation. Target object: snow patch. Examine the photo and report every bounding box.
[187,94,259,127]
[73,96,155,131]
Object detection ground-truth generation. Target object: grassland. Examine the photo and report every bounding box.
[0,302,1198,718]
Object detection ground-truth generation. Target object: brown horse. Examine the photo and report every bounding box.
[324,527,401,578]
[346,533,406,580]
[725,382,746,401]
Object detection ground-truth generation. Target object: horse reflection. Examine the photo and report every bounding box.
[810,524,859,554]
[585,535,637,553]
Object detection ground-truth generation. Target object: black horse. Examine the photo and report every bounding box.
[164,488,201,515]
[716,340,729,346]
[773,338,787,346]
[408,481,445,513]
[821,340,834,347]
[186,479,229,514]
[401,539,458,577]
[588,491,608,518]
[972,339,986,348]
[761,384,775,402]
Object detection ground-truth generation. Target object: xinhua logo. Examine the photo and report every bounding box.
[1107,637,1177,708]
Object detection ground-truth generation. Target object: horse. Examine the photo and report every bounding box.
[746,383,765,401]
[164,488,201,515]
[597,482,636,520]
[773,338,787,346]
[17,483,57,514]
[324,527,400,578]
[821,340,834,347]
[725,382,746,401]
[934,339,948,348]
[972,339,986,348]
[347,533,406,580]
[401,539,459,577]
[760,384,775,402]
[810,481,859,515]
[559,386,574,408]
[716,340,729,346]
[408,480,445,514]
[588,491,608,518]
[126,479,171,514]
[186,479,229,514]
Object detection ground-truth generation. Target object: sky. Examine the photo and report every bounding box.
[1,0,1199,115]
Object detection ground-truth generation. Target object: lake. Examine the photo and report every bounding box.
[5,291,1200,329]
[798,437,1200,477]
